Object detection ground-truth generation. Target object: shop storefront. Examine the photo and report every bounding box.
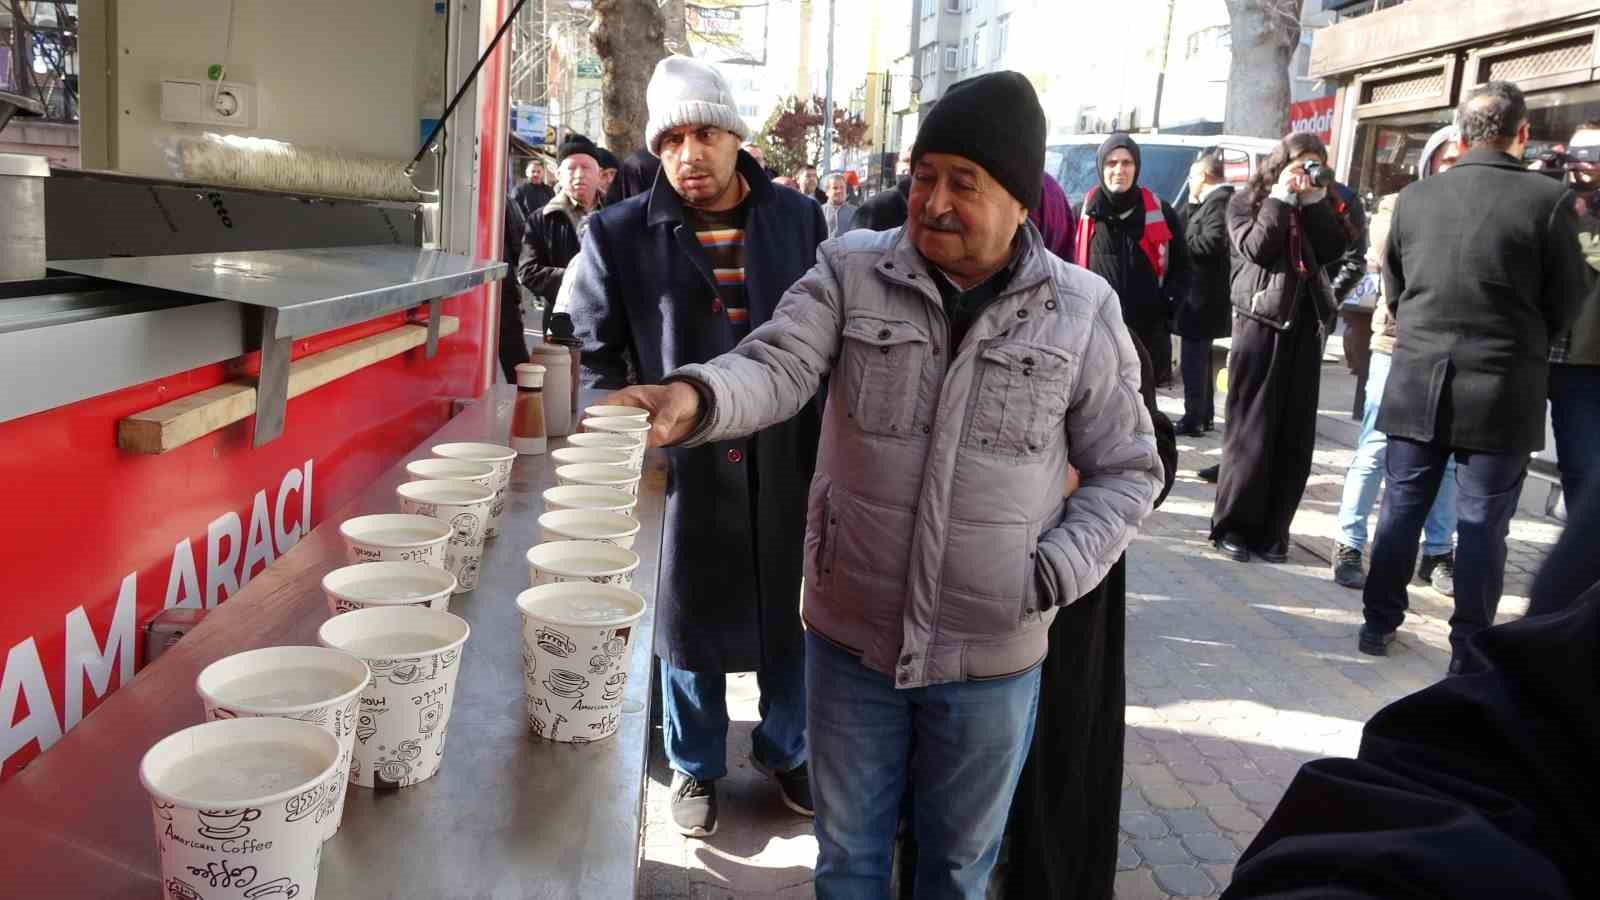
[1312,0,1600,205]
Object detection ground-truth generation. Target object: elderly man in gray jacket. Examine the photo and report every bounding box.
[602,72,1161,900]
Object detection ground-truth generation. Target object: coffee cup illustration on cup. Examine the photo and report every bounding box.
[195,806,261,840]
[543,669,589,698]
[535,627,576,658]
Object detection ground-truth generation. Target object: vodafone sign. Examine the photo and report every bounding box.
[1290,96,1337,145]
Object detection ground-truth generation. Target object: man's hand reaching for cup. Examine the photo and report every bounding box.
[592,382,703,447]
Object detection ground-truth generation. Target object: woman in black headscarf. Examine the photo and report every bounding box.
[1075,132,1190,383]
[1209,132,1349,564]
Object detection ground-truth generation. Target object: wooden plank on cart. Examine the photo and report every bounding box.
[118,316,460,454]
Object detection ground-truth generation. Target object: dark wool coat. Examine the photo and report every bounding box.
[1226,190,1347,332]
[564,151,827,673]
[1174,184,1234,340]
[1378,147,1590,454]
[1223,591,1600,900]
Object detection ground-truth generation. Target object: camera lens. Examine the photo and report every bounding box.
[1304,162,1334,188]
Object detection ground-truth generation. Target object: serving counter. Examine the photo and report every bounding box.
[0,385,663,899]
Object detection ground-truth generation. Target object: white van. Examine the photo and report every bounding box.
[1047,133,1280,211]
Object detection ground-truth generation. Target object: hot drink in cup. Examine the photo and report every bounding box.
[404,457,497,492]
[583,404,650,423]
[537,509,641,549]
[430,442,517,541]
[517,582,645,743]
[395,479,495,593]
[322,561,457,614]
[564,432,645,473]
[580,417,650,469]
[542,485,638,519]
[318,606,470,790]
[526,539,640,589]
[339,514,453,568]
[141,717,341,900]
[196,645,371,840]
[555,462,641,496]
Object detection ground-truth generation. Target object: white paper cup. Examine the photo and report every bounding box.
[431,442,517,541]
[195,646,372,841]
[542,485,639,518]
[141,717,341,900]
[565,432,645,473]
[581,417,651,469]
[526,540,641,589]
[404,457,497,492]
[395,480,495,594]
[317,607,470,790]
[322,561,458,615]
[339,514,453,568]
[550,446,632,469]
[583,404,650,423]
[538,508,641,549]
[516,582,646,743]
[556,462,641,496]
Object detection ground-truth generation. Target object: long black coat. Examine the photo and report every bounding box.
[564,152,827,673]
[1227,191,1347,332]
[1378,147,1590,454]
[1082,197,1192,332]
[1223,592,1600,900]
[1174,185,1234,340]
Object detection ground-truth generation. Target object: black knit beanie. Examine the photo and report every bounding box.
[1096,132,1142,191]
[557,134,600,165]
[592,147,620,172]
[912,71,1045,209]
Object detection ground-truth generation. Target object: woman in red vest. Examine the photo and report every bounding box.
[1209,133,1349,563]
[1075,133,1191,384]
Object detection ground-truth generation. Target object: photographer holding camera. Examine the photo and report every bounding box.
[1546,122,1600,511]
[1209,132,1348,564]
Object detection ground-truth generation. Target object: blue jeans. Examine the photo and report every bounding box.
[1550,363,1600,505]
[1337,352,1458,556]
[806,632,1041,900]
[1362,438,1528,656]
[660,655,807,781]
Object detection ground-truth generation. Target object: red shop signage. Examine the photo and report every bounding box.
[1289,96,1337,145]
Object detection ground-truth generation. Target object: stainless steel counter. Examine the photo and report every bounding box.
[0,386,662,900]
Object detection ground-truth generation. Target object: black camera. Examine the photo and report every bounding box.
[1303,161,1335,188]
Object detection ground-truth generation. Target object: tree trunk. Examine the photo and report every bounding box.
[591,0,667,155]
[661,0,691,57]
[1222,0,1301,139]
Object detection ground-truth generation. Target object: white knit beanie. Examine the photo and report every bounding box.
[645,56,748,155]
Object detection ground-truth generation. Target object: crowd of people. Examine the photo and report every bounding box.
[492,55,1598,899]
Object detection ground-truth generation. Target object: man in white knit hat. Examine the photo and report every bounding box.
[559,55,829,838]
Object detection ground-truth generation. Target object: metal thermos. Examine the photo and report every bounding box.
[528,342,574,437]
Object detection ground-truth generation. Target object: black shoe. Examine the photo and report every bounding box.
[670,771,718,837]
[1177,421,1207,438]
[751,755,814,817]
[1255,540,1289,564]
[1213,535,1250,562]
[1198,464,1220,484]
[1358,625,1396,656]
[1333,543,1366,588]
[1418,551,1455,597]
[1447,656,1467,677]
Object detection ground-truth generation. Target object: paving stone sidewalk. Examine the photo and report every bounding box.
[637,361,1566,900]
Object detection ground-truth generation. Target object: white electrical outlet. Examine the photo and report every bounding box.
[160,79,256,129]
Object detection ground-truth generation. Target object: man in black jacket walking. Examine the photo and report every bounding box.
[1174,152,1233,436]
[1360,81,1591,670]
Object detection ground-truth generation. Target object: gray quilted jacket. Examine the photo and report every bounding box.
[672,223,1162,688]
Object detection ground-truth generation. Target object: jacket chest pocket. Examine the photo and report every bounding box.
[840,315,929,436]
[966,340,1075,456]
